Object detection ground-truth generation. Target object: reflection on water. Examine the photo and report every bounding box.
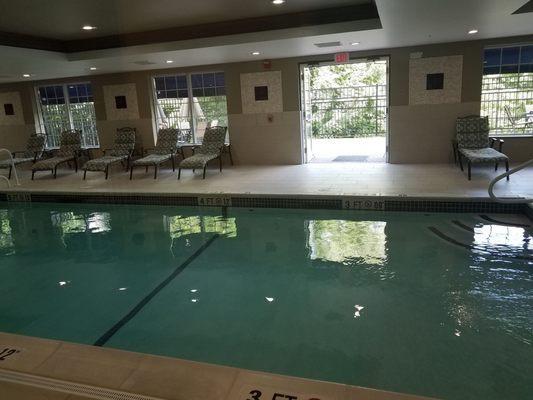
[306,220,387,265]
[0,210,13,254]
[51,212,112,234]
[473,224,532,253]
[165,215,237,239]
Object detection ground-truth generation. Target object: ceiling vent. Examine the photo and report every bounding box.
[314,41,342,48]
[132,60,157,65]
[513,0,533,14]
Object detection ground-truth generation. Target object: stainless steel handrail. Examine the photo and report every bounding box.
[488,158,533,203]
[0,148,20,187]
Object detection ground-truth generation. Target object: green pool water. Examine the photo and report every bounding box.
[0,202,531,399]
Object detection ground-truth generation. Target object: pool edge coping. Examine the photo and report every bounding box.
[0,331,435,400]
[0,189,528,214]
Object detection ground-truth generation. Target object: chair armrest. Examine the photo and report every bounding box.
[491,137,504,152]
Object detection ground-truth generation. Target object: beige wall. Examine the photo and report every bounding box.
[1,35,532,164]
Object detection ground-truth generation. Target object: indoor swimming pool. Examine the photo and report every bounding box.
[0,202,531,400]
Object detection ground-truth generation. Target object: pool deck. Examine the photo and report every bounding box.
[0,332,433,400]
[1,162,532,200]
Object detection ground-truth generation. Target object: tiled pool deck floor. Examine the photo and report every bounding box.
[1,162,532,199]
[0,332,433,400]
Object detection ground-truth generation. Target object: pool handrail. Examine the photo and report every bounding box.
[0,148,20,187]
[488,158,533,203]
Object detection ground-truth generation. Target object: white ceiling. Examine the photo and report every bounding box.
[0,0,532,84]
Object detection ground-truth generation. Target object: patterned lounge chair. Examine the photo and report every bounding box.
[129,128,179,179]
[0,135,45,179]
[178,126,228,180]
[83,127,136,180]
[455,115,509,180]
[32,130,82,179]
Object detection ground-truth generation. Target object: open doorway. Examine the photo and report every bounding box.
[300,58,389,163]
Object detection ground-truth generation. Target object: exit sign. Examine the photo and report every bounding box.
[334,52,350,63]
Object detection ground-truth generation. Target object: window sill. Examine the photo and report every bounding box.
[489,135,533,139]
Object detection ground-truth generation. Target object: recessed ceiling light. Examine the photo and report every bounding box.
[165,60,174,64]
[351,42,360,46]
[251,51,261,56]
[271,0,286,4]
[468,29,478,34]
[89,67,97,71]
[22,74,31,78]
[82,25,97,31]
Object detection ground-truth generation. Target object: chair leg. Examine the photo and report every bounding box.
[130,166,134,180]
[467,161,471,181]
[145,166,148,173]
[495,162,498,171]
[154,165,158,179]
[105,166,109,180]
[178,168,181,180]
[31,170,35,180]
[83,170,87,180]
[228,146,234,166]
[219,156,222,172]
[54,166,58,179]
[74,158,78,173]
[171,155,175,171]
[203,165,207,179]
[505,160,510,180]
[458,153,464,171]
[8,166,12,180]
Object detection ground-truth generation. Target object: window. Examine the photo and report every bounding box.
[481,44,533,135]
[153,72,228,143]
[36,83,99,148]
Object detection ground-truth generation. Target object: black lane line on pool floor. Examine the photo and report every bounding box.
[94,234,220,347]
[479,215,531,228]
[428,227,533,262]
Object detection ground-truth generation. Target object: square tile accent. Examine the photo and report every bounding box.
[241,71,283,114]
[103,83,140,120]
[409,56,463,104]
[0,92,24,125]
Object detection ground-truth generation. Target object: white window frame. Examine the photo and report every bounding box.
[34,81,99,148]
[151,71,228,144]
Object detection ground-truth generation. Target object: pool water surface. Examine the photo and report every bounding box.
[0,202,531,400]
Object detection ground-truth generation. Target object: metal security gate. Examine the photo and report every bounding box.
[300,57,389,163]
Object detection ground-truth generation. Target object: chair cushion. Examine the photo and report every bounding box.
[132,154,171,166]
[0,157,34,168]
[459,148,508,163]
[32,156,74,171]
[179,153,218,169]
[84,156,127,172]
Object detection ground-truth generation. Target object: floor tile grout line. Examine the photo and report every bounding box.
[93,234,220,347]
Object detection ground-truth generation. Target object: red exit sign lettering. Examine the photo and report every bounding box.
[334,52,350,63]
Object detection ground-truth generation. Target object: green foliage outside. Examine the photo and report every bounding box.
[308,219,387,265]
[480,73,533,135]
[308,62,387,139]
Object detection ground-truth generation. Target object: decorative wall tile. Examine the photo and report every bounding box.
[0,92,24,125]
[241,71,283,114]
[103,83,140,120]
[409,56,463,105]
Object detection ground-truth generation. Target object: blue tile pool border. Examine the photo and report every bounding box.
[0,191,529,215]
